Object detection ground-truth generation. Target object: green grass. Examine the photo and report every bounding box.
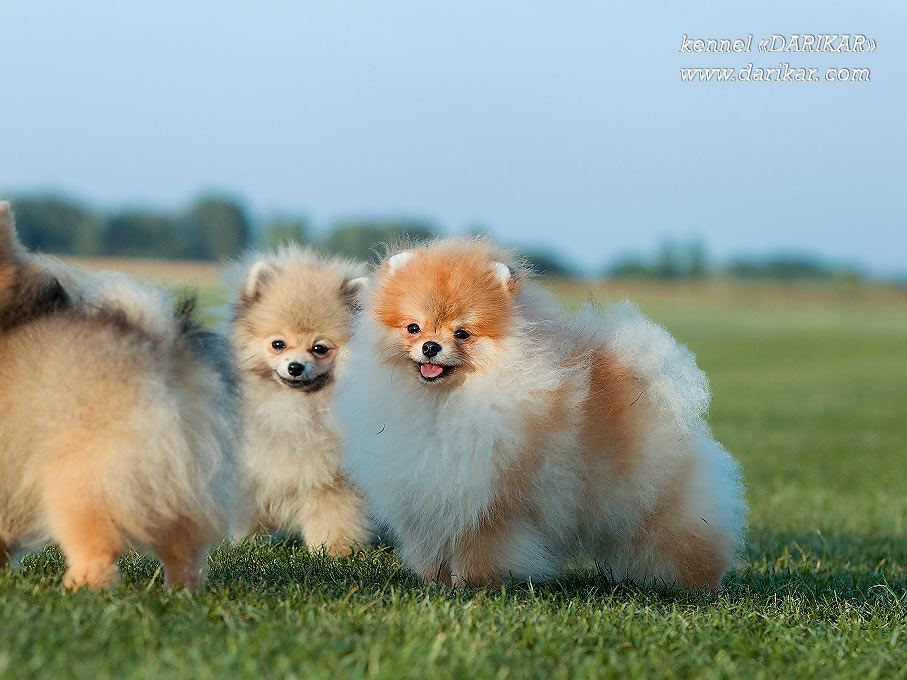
[2,286,905,679]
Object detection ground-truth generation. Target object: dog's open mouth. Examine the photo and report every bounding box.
[417,362,455,383]
[278,372,332,392]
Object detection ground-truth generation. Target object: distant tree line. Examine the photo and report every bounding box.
[11,195,251,261]
[7,194,575,275]
[7,194,862,281]
[609,237,862,282]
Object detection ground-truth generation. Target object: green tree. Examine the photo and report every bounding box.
[183,196,251,260]
[325,220,436,262]
[609,255,653,278]
[10,196,103,255]
[263,217,308,249]
[687,239,708,278]
[101,212,186,259]
[520,249,574,277]
[725,255,840,280]
[654,238,683,279]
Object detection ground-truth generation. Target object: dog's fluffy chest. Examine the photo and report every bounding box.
[240,381,339,491]
[343,380,529,540]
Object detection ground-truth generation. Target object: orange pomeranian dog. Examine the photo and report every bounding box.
[336,238,747,591]
[0,202,234,590]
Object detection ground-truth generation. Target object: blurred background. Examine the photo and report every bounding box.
[1,1,904,284]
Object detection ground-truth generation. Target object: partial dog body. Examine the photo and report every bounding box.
[230,246,371,555]
[0,202,234,589]
[337,238,747,590]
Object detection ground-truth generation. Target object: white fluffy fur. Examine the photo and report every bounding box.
[491,261,512,285]
[337,277,747,587]
[386,251,414,272]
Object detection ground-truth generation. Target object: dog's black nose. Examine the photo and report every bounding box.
[422,341,442,358]
[287,362,304,377]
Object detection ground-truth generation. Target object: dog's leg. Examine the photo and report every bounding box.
[0,537,9,568]
[449,533,504,589]
[393,531,452,585]
[42,455,124,590]
[624,476,731,592]
[627,520,728,593]
[228,479,264,542]
[151,517,211,589]
[297,482,370,557]
[228,504,262,543]
[45,495,123,590]
[409,553,452,585]
[448,504,514,588]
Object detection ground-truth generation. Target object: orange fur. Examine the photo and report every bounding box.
[373,241,523,384]
[579,351,647,478]
[632,462,726,592]
[450,499,517,588]
[151,517,211,589]
[42,461,124,590]
[374,241,521,340]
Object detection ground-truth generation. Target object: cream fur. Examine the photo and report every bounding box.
[336,239,748,589]
[230,245,372,555]
[0,210,235,589]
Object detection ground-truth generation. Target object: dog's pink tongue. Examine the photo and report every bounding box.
[420,363,444,379]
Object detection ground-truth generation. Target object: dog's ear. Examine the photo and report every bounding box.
[242,260,273,301]
[340,276,368,298]
[340,276,368,309]
[491,261,523,295]
[385,251,414,273]
[492,262,512,285]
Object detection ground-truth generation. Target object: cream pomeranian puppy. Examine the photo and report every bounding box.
[230,246,372,555]
[0,201,234,590]
[336,238,747,591]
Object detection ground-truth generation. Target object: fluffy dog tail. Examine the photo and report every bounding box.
[575,300,711,436]
[0,202,71,331]
[575,301,748,580]
[0,200,25,266]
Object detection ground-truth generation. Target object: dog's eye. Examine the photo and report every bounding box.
[453,329,470,340]
[407,324,420,334]
[311,344,329,355]
[271,340,286,351]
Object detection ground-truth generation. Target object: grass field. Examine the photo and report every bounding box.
[2,264,905,679]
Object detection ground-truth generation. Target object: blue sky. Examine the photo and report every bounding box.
[1,1,904,274]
